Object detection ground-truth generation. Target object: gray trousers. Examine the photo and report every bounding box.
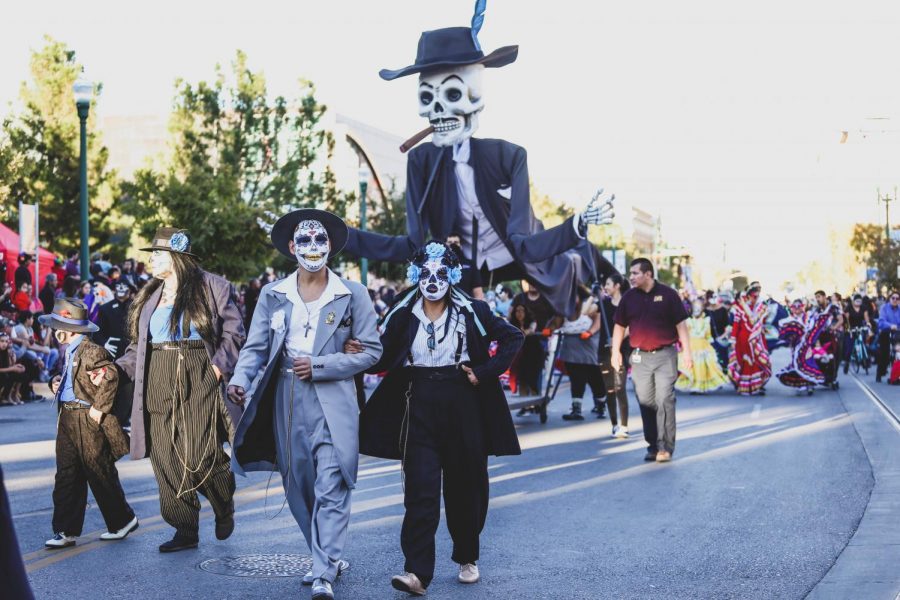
[631,346,678,454]
[274,369,351,583]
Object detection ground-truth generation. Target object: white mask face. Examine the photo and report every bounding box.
[150,250,173,279]
[418,64,485,147]
[418,258,450,301]
[293,220,330,272]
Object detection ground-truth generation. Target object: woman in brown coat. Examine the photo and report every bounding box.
[118,227,245,553]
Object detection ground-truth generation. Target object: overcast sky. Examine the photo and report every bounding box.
[3,1,899,289]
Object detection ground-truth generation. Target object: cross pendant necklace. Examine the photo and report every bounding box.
[302,320,313,338]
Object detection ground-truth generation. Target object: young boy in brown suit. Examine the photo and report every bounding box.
[41,298,138,548]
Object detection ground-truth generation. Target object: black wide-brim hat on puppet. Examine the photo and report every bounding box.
[38,298,99,333]
[379,26,518,81]
[140,227,198,258]
[271,208,349,261]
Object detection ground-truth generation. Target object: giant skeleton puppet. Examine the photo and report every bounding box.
[344,10,616,315]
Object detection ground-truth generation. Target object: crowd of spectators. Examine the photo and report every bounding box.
[0,250,150,405]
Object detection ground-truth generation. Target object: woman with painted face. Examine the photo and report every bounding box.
[117,228,245,553]
[356,241,523,597]
[229,209,382,600]
[727,282,772,396]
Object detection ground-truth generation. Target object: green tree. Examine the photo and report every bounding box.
[850,223,899,292]
[122,51,348,280]
[0,36,124,254]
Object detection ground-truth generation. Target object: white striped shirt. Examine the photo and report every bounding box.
[407,298,470,367]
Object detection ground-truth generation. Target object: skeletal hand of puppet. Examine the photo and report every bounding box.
[578,189,615,234]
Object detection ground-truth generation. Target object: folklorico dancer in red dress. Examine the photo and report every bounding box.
[728,282,772,396]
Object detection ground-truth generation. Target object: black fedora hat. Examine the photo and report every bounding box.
[380,26,518,81]
[140,227,197,257]
[38,298,99,333]
[271,208,349,262]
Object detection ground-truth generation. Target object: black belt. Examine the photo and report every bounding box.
[410,365,464,382]
[634,344,675,353]
[61,401,90,410]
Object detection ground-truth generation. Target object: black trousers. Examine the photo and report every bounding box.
[52,408,134,535]
[402,367,488,587]
[146,343,234,539]
[565,362,606,402]
[876,329,897,377]
[599,348,628,426]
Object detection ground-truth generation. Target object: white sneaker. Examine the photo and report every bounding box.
[611,425,620,438]
[45,532,76,548]
[616,425,629,439]
[458,563,480,584]
[100,515,139,540]
[311,578,334,600]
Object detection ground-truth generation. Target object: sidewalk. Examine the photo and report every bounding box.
[808,373,900,600]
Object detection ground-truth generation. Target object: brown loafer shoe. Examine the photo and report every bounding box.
[655,451,672,463]
[391,572,427,596]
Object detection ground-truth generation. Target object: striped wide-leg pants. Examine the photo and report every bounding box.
[145,341,235,539]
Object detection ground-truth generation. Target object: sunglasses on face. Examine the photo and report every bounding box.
[420,267,449,282]
[296,234,328,246]
[892,296,900,301]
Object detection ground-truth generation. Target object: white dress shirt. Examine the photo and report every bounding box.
[274,268,351,358]
[407,298,470,367]
[453,139,515,270]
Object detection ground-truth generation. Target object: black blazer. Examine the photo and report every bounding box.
[359,294,524,460]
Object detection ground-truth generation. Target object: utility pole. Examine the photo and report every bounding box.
[877,187,895,240]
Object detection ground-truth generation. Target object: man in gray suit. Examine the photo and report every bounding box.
[227,209,382,600]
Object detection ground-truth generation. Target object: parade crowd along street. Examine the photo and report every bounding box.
[2,5,900,600]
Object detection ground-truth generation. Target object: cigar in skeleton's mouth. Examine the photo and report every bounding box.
[399,126,436,153]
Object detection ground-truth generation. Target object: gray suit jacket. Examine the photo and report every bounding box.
[230,271,381,488]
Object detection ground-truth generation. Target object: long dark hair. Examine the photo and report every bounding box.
[128,252,215,344]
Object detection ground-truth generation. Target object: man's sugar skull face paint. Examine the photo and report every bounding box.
[418,258,450,301]
[293,220,330,272]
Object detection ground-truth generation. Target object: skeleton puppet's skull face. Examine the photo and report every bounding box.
[418,258,451,302]
[292,220,330,272]
[418,64,485,147]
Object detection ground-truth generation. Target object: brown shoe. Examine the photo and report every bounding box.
[655,451,672,463]
[391,572,427,596]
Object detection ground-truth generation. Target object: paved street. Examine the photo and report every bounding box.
[2,349,896,600]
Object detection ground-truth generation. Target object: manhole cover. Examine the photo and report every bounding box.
[198,554,312,577]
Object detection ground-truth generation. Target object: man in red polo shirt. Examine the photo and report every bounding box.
[611,258,691,463]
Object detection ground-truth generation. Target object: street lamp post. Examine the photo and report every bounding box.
[358,165,370,286]
[877,187,896,241]
[73,75,94,282]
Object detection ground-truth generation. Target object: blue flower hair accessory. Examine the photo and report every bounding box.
[448,265,463,286]
[407,264,422,285]
[424,242,446,260]
[169,231,190,253]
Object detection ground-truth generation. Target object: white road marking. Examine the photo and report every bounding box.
[751,403,761,419]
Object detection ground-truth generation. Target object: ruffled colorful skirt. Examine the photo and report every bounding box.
[676,344,730,393]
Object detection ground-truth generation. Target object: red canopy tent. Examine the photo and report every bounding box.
[0,222,57,291]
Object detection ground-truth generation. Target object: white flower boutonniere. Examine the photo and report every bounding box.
[271,309,286,332]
